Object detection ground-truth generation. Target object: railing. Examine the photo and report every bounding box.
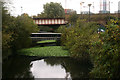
[30,33,61,41]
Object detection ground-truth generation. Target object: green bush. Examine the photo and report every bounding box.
[58,19,99,59]
[2,4,39,59]
[2,4,15,58]
[90,19,120,78]
[58,16,120,78]
[10,14,39,51]
[68,12,78,25]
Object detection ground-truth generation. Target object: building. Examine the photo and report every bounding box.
[81,11,93,14]
[115,11,118,13]
[118,1,120,18]
[99,10,109,13]
[64,9,76,14]
[99,0,109,13]
[115,1,120,13]
[64,9,76,20]
[118,1,120,13]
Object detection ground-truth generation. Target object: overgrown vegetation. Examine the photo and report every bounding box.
[18,46,69,57]
[68,12,78,25]
[58,19,99,59]
[89,19,120,78]
[58,17,120,78]
[2,1,39,59]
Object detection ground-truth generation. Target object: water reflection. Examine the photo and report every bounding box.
[44,57,93,78]
[2,55,93,79]
[30,60,68,78]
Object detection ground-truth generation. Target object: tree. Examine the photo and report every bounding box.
[59,19,99,59]
[68,12,78,25]
[42,2,65,18]
[2,1,15,58]
[11,14,39,51]
[2,0,39,58]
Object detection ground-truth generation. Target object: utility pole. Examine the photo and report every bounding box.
[88,4,92,22]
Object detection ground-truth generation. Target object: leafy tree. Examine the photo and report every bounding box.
[11,14,39,51]
[2,0,39,58]
[68,12,78,25]
[2,1,15,58]
[59,19,99,59]
[42,2,65,18]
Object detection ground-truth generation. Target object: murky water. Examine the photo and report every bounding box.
[2,55,93,79]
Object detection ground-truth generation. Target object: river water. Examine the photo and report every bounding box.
[2,55,93,79]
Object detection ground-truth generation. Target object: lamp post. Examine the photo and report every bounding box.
[88,4,92,22]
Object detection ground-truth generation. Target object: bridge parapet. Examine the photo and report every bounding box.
[30,33,61,42]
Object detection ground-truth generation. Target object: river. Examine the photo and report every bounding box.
[2,55,93,79]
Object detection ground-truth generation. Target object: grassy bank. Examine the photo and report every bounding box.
[37,40,56,44]
[18,46,69,57]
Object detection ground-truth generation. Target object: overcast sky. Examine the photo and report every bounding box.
[7,0,120,16]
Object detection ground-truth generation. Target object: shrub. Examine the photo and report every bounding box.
[2,7,39,59]
[58,19,99,59]
[90,19,120,78]
[10,14,39,51]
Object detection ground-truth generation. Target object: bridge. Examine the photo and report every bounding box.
[30,33,61,42]
[33,18,66,26]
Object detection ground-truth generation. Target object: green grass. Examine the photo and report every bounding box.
[18,46,69,57]
[37,40,56,44]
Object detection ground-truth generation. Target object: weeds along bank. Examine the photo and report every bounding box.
[58,19,120,78]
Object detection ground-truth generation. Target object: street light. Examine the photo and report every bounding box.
[88,4,92,22]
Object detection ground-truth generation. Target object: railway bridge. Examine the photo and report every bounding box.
[33,18,66,26]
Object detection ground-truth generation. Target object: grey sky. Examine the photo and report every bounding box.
[8,0,120,16]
